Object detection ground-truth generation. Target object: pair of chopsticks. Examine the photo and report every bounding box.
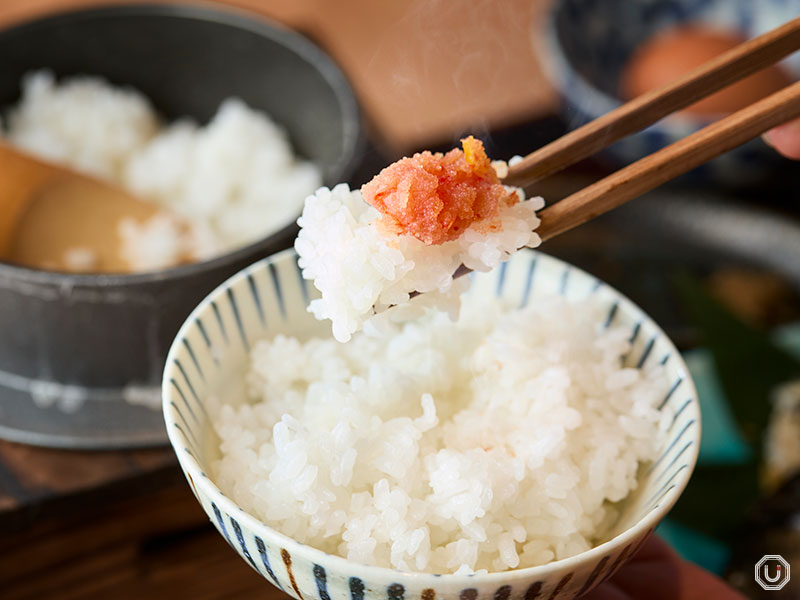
[503,16,800,242]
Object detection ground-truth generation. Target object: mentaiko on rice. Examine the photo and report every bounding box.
[211,294,671,574]
[295,138,543,342]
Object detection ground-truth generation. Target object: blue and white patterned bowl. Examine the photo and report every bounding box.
[539,0,800,184]
[162,248,701,599]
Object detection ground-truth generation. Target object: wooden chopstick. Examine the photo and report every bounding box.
[504,16,800,189]
[408,21,800,301]
[536,79,800,241]
[413,68,800,296]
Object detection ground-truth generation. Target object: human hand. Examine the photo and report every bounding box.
[582,535,746,600]
[764,118,800,159]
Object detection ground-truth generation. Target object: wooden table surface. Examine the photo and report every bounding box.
[0,1,558,597]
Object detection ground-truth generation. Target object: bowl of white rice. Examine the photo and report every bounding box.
[0,4,362,447]
[163,247,700,598]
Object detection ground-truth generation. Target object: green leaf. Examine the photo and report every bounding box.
[672,272,800,461]
[667,463,760,539]
[667,272,800,543]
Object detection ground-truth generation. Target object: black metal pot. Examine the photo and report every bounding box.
[0,3,363,448]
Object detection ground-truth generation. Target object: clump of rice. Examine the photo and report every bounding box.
[295,183,543,342]
[3,70,321,271]
[212,294,671,574]
[62,247,99,272]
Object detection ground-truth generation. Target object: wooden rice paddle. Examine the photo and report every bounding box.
[0,141,163,273]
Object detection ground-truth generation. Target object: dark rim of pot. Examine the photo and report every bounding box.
[0,2,363,287]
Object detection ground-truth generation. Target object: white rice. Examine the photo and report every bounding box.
[212,293,671,574]
[295,183,544,342]
[62,246,99,272]
[3,70,321,271]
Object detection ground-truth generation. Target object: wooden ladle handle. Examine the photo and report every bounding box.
[0,141,57,259]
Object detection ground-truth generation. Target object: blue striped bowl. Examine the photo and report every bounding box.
[163,248,701,599]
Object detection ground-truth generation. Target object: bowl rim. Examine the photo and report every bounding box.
[0,2,364,288]
[535,4,618,117]
[163,246,702,582]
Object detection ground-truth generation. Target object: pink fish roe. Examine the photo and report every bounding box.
[362,136,517,245]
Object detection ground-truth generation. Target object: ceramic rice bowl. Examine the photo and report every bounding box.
[163,248,701,599]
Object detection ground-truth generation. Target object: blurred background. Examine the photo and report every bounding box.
[0,0,560,154]
[0,0,798,598]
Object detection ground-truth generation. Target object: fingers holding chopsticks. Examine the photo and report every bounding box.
[764,118,800,159]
